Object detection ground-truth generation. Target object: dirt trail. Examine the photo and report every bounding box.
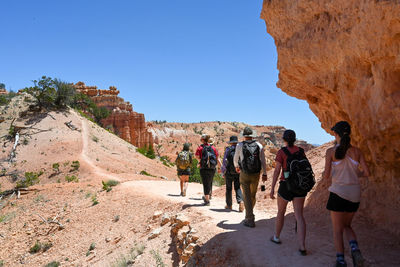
[78,112,122,181]
[122,180,335,267]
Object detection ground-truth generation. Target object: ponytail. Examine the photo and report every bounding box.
[288,141,295,147]
[335,133,351,159]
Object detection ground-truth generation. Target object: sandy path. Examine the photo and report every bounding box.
[78,113,122,181]
[121,180,334,267]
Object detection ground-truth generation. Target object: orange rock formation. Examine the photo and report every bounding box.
[74,82,153,148]
[261,0,400,233]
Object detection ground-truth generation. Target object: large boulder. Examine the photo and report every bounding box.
[261,0,400,234]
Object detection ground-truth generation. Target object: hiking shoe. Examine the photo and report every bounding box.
[225,205,232,210]
[239,202,245,212]
[270,236,281,244]
[182,191,186,197]
[243,220,255,228]
[204,201,210,206]
[335,260,347,267]
[298,249,307,256]
[351,249,364,267]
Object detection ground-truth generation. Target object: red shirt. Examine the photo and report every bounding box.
[275,146,300,180]
[195,144,219,159]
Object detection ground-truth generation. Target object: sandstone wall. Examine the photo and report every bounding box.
[74,82,153,148]
[261,0,400,234]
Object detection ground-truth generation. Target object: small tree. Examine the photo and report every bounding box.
[0,83,5,89]
[24,76,56,109]
[54,79,76,108]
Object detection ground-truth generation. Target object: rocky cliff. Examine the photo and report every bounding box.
[74,82,153,148]
[261,0,400,233]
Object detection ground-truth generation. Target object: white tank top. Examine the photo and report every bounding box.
[328,155,361,203]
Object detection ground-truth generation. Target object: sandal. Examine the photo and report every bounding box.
[270,236,281,244]
[299,249,307,256]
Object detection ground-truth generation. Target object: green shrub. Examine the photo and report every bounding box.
[150,250,166,267]
[16,171,42,188]
[137,145,155,159]
[92,136,99,142]
[139,170,155,177]
[160,156,174,167]
[42,242,53,252]
[189,159,202,183]
[91,195,99,206]
[53,79,76,108]
[213,172,225,186]
[44,261,60,267]
[52,163,60,173]
[102,179,119,192]
[70,160,80,171]
[23,76,57,109]
[29,241,42,254]
[65,175,79,183]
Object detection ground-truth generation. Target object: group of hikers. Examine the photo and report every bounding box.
[175,122,369,267]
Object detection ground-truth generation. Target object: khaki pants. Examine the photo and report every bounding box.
[240,172,260,222]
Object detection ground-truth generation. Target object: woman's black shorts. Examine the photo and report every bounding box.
[278,181,307,201]
[177,169,191,176]
[326,192,360,212]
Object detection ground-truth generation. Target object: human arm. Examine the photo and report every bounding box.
[322,148,333,180]
[220,148,228,175]
[270,161,282,199]
[234,143,242,173]
[195,146,202,160]
[259,144,268,181]
[358,148,370,177]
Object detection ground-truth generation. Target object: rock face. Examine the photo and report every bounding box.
[261,0,400,233]
[74,82,153,148]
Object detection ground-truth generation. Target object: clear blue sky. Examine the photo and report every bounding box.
[0,0,332,145]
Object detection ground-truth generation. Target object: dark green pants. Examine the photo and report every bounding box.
[240,172,260,222]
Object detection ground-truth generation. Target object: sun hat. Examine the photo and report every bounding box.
[242,127,257,137]
[331,121,351,136]
[200,134,210,142]
[227,136,239,144]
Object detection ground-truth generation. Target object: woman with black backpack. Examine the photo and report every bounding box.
[269,129,309,256]
[323,121,369,267]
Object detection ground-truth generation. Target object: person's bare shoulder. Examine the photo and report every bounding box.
[326,146,335,156]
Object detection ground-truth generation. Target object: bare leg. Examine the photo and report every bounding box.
[181,175,189,195]
[342,212,357,242]
[293,197,306,251]
[330,211,345,254]
[275,196,288,238]
[179,176,184,194]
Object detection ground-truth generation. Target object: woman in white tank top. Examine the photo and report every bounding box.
[323,121,369,267]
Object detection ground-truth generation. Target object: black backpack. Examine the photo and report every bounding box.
[282,147,315,195]
[240,140,261,174]
[226,146,238,175]
[200,144,217,169]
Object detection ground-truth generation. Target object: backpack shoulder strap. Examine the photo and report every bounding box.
[282,147,291,157]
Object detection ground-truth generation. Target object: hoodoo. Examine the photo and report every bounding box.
[74,82,153,148]
[261,0,400,234]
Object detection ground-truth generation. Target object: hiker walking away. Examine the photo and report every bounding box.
[323,121,369,267]
[233,127,267,227]
[221,136,245,212]
[175,143,193,197]
[195,134,219,206]
[270,129,314,256]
